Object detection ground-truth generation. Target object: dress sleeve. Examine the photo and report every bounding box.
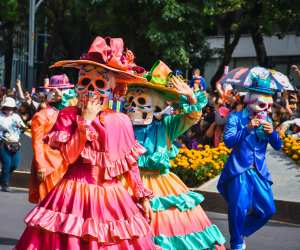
[47,108,97,165]
[164,91,207,142]
[122,162,153,201]
[31,113,48,172]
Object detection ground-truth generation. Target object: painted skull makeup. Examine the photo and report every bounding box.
[245,93,273,120]
[77,65,115,106]
[125,88,167,125]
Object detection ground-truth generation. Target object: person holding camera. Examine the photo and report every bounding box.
[0,97,26,192]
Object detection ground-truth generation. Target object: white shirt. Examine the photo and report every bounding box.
[0,112,26,142]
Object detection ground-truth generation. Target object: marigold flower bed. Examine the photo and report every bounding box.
[282,134,300,165]
[170,143,231,187]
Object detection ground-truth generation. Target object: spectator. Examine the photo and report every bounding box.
[0,97,26,192]
[279,118,300,138]
[291,64,300,82]
[189,68,206,91]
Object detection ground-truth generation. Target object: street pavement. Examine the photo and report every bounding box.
[199,146,300,203]
[0,188,299,250]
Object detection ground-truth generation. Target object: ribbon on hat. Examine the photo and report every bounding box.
[80,36,145,74]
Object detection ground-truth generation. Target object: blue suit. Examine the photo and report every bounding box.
[217,109,282,249]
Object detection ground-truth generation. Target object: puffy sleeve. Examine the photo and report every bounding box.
[104,112,152,200]
[164,91,207,142]
[46,107,97,165]
[123,163,153,201]
[31,112,51,172]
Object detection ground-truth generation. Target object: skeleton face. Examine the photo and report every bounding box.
[46,88,71,103]
[125,88,167,125]
[245,93,273,118]
[77,65,115,107]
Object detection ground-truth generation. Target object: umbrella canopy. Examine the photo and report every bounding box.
[220,66,294,92]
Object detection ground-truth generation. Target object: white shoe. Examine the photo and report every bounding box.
[242,240,246,250]
[231,240,246,250]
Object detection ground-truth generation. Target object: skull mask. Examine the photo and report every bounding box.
[244,92,273,120]
[77,65,115,107]
[125,88,167,125]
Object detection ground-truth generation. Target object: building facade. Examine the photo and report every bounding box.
[205,34,300,89]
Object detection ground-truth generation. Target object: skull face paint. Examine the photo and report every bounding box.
[244,93,273,121]
[125,88,167,125]
[77,65,115,107]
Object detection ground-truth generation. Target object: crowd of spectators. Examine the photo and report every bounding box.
[179,65,300,149]
[0,65,299,190]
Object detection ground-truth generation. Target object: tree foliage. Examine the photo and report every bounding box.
[1,0,300,87]
[203,0,300,88]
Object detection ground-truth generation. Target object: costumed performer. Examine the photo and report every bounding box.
[29,74,77,203]
[15,36,159,250]
[124,60,226,250]
[217,67,283,250]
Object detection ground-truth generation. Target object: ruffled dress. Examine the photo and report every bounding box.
[15,107,158,250]
[133,92,226,250]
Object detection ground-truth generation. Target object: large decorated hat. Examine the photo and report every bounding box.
[246,67,274,95]
[50,36,147,84]
[40,74,74,89]
[128,60,182,99]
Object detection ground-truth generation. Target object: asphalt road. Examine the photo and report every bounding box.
[0,188,299,250]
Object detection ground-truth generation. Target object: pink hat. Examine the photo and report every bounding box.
[50,36,147,84]
[41,74,74,89]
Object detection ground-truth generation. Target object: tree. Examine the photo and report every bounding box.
[0,0,21,87]
[35,0,212,82]
[204,0,245,89]
[205,0,300,89]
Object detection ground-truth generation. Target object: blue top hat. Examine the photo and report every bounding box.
[246,71,274,95]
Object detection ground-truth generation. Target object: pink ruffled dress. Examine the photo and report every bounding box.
[15,107,158,250]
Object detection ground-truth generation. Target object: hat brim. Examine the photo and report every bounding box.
[1,104,16,108]
[128,82,180,100]
[40,84,74,89]
[50,60,147,84]
[245,87,274,95]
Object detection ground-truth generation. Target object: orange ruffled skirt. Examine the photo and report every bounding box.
[15,164,158,250]
[141,170,226,250]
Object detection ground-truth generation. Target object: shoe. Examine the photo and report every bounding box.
[1,185,11,192]
[242,240,246,250]
[231,240,246,250]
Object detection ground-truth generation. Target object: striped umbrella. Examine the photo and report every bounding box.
[220,66,294,91]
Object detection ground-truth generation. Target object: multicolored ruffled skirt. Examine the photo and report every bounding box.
[15,164,158,250]
[140,170,226,250]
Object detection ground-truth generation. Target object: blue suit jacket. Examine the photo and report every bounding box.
[217,109,282,196]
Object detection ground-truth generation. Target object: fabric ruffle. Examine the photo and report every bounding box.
[46,120,97,146]
[179,91,208,114]
[137,146,178,173]
[150,191,204,212]
[139,171,226,249]
[14,226,159,250]
[153,224,226,250]
[24,175,153,245]
[80,142,146,180]
[46,129,146,180]
[26,207,149,243]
